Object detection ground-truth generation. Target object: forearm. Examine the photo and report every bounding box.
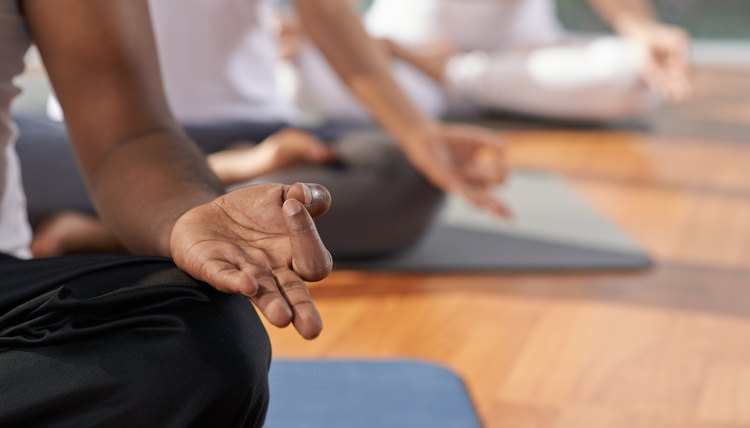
[89,130,223,256]
[588,0,660,35]
[23,0,223,256]
[293,0,434,146]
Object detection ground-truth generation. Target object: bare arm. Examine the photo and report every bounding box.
[23,0,333,338]
[293,0,432,144]
[23,0,223,256]
[587,0,659,34]
[293,0,510,217]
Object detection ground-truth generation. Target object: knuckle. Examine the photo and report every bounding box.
[290,220,316,235]
[294,263,330,282]
[254,271,277,286]
[308,259,333,281]
[280,279,308,294]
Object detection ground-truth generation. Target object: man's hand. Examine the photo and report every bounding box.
[627,23,692,103]
[170,182,333,340]
[404,124,511,218]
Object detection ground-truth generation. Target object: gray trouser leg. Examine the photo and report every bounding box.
[234,131,445,259]
[15,115,94,224]
[16,115,444,259]
[15,115,291,225]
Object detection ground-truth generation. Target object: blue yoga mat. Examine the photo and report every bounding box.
[266,360,482,428]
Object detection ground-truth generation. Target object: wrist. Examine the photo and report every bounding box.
[614,15,660,39]
[394,117,440,151]
[163,192,219,258]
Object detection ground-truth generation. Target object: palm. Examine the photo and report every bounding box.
[171,182,332,340]
[178,190,293,274]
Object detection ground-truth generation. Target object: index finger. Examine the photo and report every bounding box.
[282,198,333,281]
[453,180,513,219]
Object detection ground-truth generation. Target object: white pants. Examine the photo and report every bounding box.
[289,35,658,123]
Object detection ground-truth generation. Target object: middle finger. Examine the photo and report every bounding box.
[273,267,323,340]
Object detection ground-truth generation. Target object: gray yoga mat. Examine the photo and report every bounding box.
[337,170,652,272]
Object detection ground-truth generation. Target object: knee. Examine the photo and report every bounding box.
[320,136,445,258]
[171,290,271,410]
[581,38,661,120]
[6,256,272,427]
[121,277,272,426]
[185,291,272,394]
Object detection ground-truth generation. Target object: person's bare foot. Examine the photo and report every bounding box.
[209,128,336,186]
[31,211,124,258]
[263,128,336,170]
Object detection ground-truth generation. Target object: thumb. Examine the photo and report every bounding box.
[283,182,332,219]
[282,198,333,281]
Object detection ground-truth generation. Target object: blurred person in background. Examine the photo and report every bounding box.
[19,0,510,259]
[288,0,693,123]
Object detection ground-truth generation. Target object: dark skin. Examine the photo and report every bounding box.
[21,0,332,339]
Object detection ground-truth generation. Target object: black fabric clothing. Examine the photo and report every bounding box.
[0,253,271,427]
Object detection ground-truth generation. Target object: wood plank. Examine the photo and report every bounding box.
[267,266,750,427]
[266,66,750,427]
[573,179,750,271]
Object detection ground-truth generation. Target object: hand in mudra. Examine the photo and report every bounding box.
[629,23,692,103]
[405,123,511,218]
[170,182,332,340]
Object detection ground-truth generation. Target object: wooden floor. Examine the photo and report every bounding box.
[265,67,750,427]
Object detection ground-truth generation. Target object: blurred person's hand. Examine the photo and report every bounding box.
[170,182,333,340]
[403,123,511,218]
[626,23,692,103]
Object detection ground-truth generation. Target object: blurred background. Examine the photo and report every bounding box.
[14,0,750,113]
[350,0,750,39]
[559,0,750,39]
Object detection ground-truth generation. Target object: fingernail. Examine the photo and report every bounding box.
[283,199,302,216]
[301,184,312,205]
[305,183,324,204]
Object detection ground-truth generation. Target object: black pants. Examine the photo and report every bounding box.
[0,253,271,427]
[15,115,445,260]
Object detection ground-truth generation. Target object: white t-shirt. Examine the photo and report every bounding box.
[0,1,33,258]
[365,0,564,50]
[148,0,295,124]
